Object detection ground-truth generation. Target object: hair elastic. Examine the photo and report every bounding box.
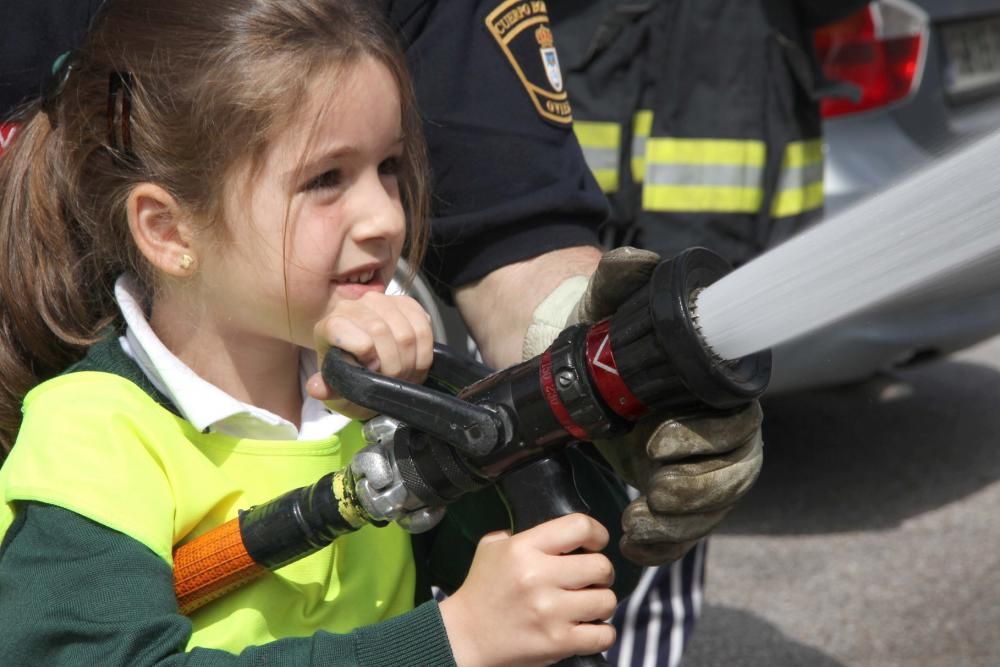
[40,51,80,123]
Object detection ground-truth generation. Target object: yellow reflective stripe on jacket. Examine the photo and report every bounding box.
[643,185,764,213]
[575,119,823,215]
[642,138,766,213]
[631,109,653,183]
[771,139,825,217]
[574,120,621,193]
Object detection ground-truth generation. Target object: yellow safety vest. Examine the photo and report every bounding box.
[0,371,416,654]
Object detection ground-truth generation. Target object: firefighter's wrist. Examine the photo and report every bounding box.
[521,274,589,360]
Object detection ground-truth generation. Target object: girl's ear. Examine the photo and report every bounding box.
[127,183,199,277]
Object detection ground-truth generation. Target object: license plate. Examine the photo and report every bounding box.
[942,16,1000,98]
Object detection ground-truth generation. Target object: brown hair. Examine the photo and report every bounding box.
[0,0,430,454]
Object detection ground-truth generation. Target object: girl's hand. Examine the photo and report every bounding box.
[307,292,434,420]
[439,513,618,667]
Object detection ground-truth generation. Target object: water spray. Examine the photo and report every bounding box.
[695,127,1000,360]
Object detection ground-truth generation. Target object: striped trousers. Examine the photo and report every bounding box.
[608,539,707,667]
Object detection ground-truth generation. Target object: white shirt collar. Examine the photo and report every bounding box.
[114,274,351,440]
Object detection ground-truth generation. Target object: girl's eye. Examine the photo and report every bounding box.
[379,156,401,176]
[303,169,341,192]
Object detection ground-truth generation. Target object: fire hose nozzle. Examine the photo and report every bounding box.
[606,246,772,414]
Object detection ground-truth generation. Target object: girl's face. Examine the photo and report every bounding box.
[195,56,407,349]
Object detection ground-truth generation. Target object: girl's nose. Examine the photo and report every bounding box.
[349,171,405,242]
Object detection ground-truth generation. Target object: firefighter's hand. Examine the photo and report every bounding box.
[595,402,762,566]
[523,246,764,566]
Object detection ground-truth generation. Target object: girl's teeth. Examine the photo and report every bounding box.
[346,271,374,284]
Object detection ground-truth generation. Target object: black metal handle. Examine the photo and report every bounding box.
[426,343,494,392]
[498,455,611,667]
[321,346,502,457]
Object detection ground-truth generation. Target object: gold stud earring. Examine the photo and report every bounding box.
[179,254,194,271]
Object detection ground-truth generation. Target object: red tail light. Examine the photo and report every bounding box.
[814,0,929,118]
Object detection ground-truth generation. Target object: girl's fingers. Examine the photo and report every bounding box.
[448,520,616,666]
[313,295,433,383]
[556,587,618,624]
[370,296,434,384]
[552,552,615,591]
[478,529,513,546]
[308,294,434,417]
[364,302,415,379]
[517,513,611,555]
[568,618,618,655]
[314,316,379,370]
[394,298,434,383]
[311,317,379,418]
[305,372,333,401]
[324,399,377,421]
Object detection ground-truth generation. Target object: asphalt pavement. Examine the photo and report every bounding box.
[681,334,1000,666]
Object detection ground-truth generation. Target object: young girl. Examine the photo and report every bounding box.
[0,1,637,665]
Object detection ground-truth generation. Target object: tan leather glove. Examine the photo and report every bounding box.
[595,401,762,566]
[524,247,764,567]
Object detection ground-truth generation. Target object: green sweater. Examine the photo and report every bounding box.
[0,336,639,666]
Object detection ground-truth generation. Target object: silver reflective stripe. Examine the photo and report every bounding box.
[631,110,653,183]
[632,134,649,177]
[574,120,621,192]
[772,139,825,217]
[776,161,824,194]
[646,163,765,188]
[642,137,767,213]
[581,145,620,172]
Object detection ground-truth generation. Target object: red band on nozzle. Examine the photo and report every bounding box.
[584,320,649,421]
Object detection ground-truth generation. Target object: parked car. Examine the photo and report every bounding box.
[768,0,1000,393]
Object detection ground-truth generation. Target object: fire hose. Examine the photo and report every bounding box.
[172,248,771,666]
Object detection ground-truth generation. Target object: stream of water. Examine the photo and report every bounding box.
[694,129,1000,361]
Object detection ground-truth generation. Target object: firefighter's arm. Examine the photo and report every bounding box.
[454,245,603,369]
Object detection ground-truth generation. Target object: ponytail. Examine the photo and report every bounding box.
[0,111,116,455]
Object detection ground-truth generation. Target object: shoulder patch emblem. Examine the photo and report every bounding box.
[486,0,572,125]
